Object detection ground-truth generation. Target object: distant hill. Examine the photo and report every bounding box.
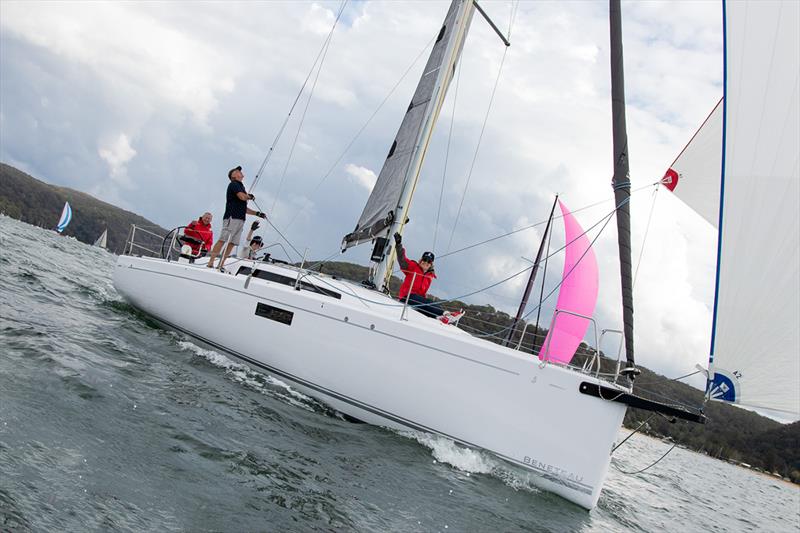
[1,162,796,483]
[0,162,167,253]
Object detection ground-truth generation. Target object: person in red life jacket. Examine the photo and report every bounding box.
[183,212,214,256]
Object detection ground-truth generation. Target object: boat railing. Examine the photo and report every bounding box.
[599,329,625,383]
[123,224,167,257]
[540,310,601,377]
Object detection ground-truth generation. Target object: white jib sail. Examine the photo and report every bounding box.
[94,229,107,248]
[708,0,800,416]
[662,98,723,227]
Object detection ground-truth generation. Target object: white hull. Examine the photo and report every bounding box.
[113,255,627,509]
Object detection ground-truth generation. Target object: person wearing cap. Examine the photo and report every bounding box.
[183,212,214,256]
[239,220,265,260]
[207,165,267,270]
[393,232,444,319]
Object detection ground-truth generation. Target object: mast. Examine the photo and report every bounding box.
[504,195,558,347]
[609,0,637,375]
[373,0,476,290]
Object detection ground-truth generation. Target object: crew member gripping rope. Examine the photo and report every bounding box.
[207,165,267,271]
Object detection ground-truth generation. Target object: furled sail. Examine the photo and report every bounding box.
[94,229,108,248]
[705,0,800,416]
[662,98,723,227]
[56,201,72,233]
[539,201,599,364]
[341,0,475,251]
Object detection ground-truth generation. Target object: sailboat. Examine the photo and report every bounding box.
[93,228,108,249]
[112,0,797,509]
[55,201,72,234]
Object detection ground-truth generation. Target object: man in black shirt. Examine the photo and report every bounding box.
[207,165,266,270]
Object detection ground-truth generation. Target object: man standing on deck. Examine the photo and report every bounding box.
[207,165,266,271]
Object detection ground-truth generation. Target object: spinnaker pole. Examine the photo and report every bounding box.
[609,0,637,376]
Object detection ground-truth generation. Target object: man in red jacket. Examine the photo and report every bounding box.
[184,212,214,256]
[394,232,463,324]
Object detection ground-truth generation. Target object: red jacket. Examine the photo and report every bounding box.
[397,247,436,299]
[184,219,213,254]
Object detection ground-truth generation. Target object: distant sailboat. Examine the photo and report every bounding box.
[93,229,108,249]
[56,201,72,234]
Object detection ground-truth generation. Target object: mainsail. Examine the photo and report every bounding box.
[56,201,72,233]
[540,201,598,364]
[669,1,799,416]
[94,229,108,248]
[341,0,476,286]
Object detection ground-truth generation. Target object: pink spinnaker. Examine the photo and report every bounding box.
[539,201,599,363]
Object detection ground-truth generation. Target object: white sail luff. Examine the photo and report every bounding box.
[708,0,800,416]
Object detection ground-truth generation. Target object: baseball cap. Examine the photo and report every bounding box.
[228,165,243,179]
[250,235,263,246]
[421,251,435,263]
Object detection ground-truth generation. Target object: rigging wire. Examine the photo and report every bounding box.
[444,0,519,253]
[270,0,349,215]
[437,182,655,262]
[283,35,438,231]
[250,0,347,194]
[432,59,462,252]
[445,45,510,253]
[632,183,660,288]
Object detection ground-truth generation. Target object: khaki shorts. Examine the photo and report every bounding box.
[218,217,245,245]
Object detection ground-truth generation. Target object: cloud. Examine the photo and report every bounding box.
[345,163,377,190]
[98,133,137,185]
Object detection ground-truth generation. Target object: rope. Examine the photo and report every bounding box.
[446,44,510,253]
[614,443,678,475]
[250,0,347,194]
[436,182,654,262]
[251,199,305,261]
[270,0,348,214]
[283,34,438,231]
[433,59,462,252]
[632,184,659,288]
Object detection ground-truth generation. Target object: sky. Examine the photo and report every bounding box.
[1,2,728,394]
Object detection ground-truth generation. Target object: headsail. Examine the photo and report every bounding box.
[706,0,800,415]
[662,98,723,227]
[540,201,599,364]
[341,0,476,286]
[56,201,72,233]
[94,229,108,248]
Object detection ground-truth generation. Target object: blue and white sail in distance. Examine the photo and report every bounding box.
[56,201,72,233]
[664,0,799,418]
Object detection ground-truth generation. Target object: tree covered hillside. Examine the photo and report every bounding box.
[0,163,167,253]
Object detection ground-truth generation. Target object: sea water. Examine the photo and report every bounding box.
[1,216,798,532]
